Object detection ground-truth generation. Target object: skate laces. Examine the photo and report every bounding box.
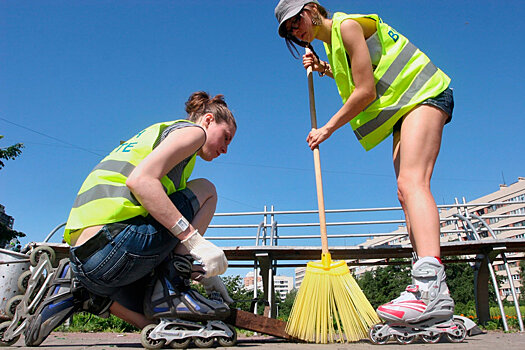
[391,285,421,304]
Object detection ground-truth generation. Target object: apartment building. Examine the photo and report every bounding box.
[244,270,294,301]
[274,275,294,301]
[439,177,525,301]
[294,267,306,290]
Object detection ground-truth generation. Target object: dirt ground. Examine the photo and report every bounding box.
[1,330,525,349]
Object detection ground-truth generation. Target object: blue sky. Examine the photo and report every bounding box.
[1,1,524,277]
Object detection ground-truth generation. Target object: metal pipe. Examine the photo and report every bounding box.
[211,201,525,217]
[470,214,524,332]
[263,206,267,246]
[254,222,264,246]
[44,222,66,243]
[454,212,509,331]
[270,205,275,247]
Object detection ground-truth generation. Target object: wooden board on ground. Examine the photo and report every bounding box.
[225,309,295,340]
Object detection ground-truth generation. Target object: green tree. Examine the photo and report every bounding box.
[278,289,297,321]
[357,260,412,309]
[221,275,254,312]
[446,261,475,305]
[0,221,26,249]
[0,135,24,170]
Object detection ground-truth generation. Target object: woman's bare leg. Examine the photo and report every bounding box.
[393,129,415,251]
[393,105,447,258]
[109,302,151,329]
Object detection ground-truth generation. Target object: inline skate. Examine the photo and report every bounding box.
[141,254,237,349]
[0,245,57,346]
[0,246,111,347]
[369,256,466,344]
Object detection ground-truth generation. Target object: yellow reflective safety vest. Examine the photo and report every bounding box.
[324,13,451,151]
[64,120,199,244]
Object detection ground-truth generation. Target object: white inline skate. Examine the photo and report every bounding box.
[369,256,466,344]
[140,255,236,349]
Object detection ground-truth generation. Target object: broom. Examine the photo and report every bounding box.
[284,48,380,343]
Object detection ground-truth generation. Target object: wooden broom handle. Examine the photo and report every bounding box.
[306,48,329,254]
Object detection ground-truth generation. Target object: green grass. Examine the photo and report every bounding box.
[454,304,525,331]
[56,313,138,333]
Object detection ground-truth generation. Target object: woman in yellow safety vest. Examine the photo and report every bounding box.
[275,0,455,326]
[24,91,237,346]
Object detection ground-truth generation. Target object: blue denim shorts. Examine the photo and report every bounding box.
[420,87,454,124]
[393,87,454,133]
[70,187,199,313]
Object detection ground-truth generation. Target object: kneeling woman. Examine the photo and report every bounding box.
[25,91,237,346]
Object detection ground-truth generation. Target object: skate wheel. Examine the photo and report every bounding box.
[369,323,390,345]
[421,332,442,343]
[141,323,166,349]
[17,270,33,293]
[169,338,190,349]
[5,295,24,318]
[168,326,191,349]
[0,321,19,346]
[446,320,466,343]
[193,336,214,348]
[218,324,237,347]
[29,246,55,267]
[395,334,416,344]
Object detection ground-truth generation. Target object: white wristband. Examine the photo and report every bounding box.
[169,216,189,236]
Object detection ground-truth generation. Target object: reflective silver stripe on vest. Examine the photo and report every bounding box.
[362,42,417,111]
[376,42,418,99]
[72,156,190,208]
[72,184,139,208]
[72,160,138,208]
[92,160,136,177]
[355,60,438,140]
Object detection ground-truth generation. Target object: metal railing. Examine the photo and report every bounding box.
[44,202,525,247]
[204,200,525,248]
[452,198,524,331]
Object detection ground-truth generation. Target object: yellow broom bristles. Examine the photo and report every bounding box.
[285,254,380,343]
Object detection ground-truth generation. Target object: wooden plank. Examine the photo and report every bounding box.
[42,238,525,262]
[225,308,295,340]
[218,238,525,261]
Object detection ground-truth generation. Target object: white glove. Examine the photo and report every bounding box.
[200,275,234,304]
[181,230,227,277]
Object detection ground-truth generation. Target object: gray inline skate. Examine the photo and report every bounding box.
[369,256,466,344]
[0,246,111,347]
[141,255,236,349]
[1,246,55,346]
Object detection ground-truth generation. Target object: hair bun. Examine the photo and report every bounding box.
[185,91,210,115]
[184,91,236,128]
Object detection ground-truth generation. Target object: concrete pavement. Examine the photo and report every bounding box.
[1,330,524,349]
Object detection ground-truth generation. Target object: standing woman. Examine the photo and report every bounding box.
[275,0,455,326]
[24,91,237,346]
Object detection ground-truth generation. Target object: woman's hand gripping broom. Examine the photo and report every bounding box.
[284,48,380,343]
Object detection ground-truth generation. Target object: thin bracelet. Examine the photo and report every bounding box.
[318,61,329,77]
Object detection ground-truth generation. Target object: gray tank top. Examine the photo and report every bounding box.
[366,31,382,67]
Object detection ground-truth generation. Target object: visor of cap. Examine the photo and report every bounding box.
[275,0,311,38]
